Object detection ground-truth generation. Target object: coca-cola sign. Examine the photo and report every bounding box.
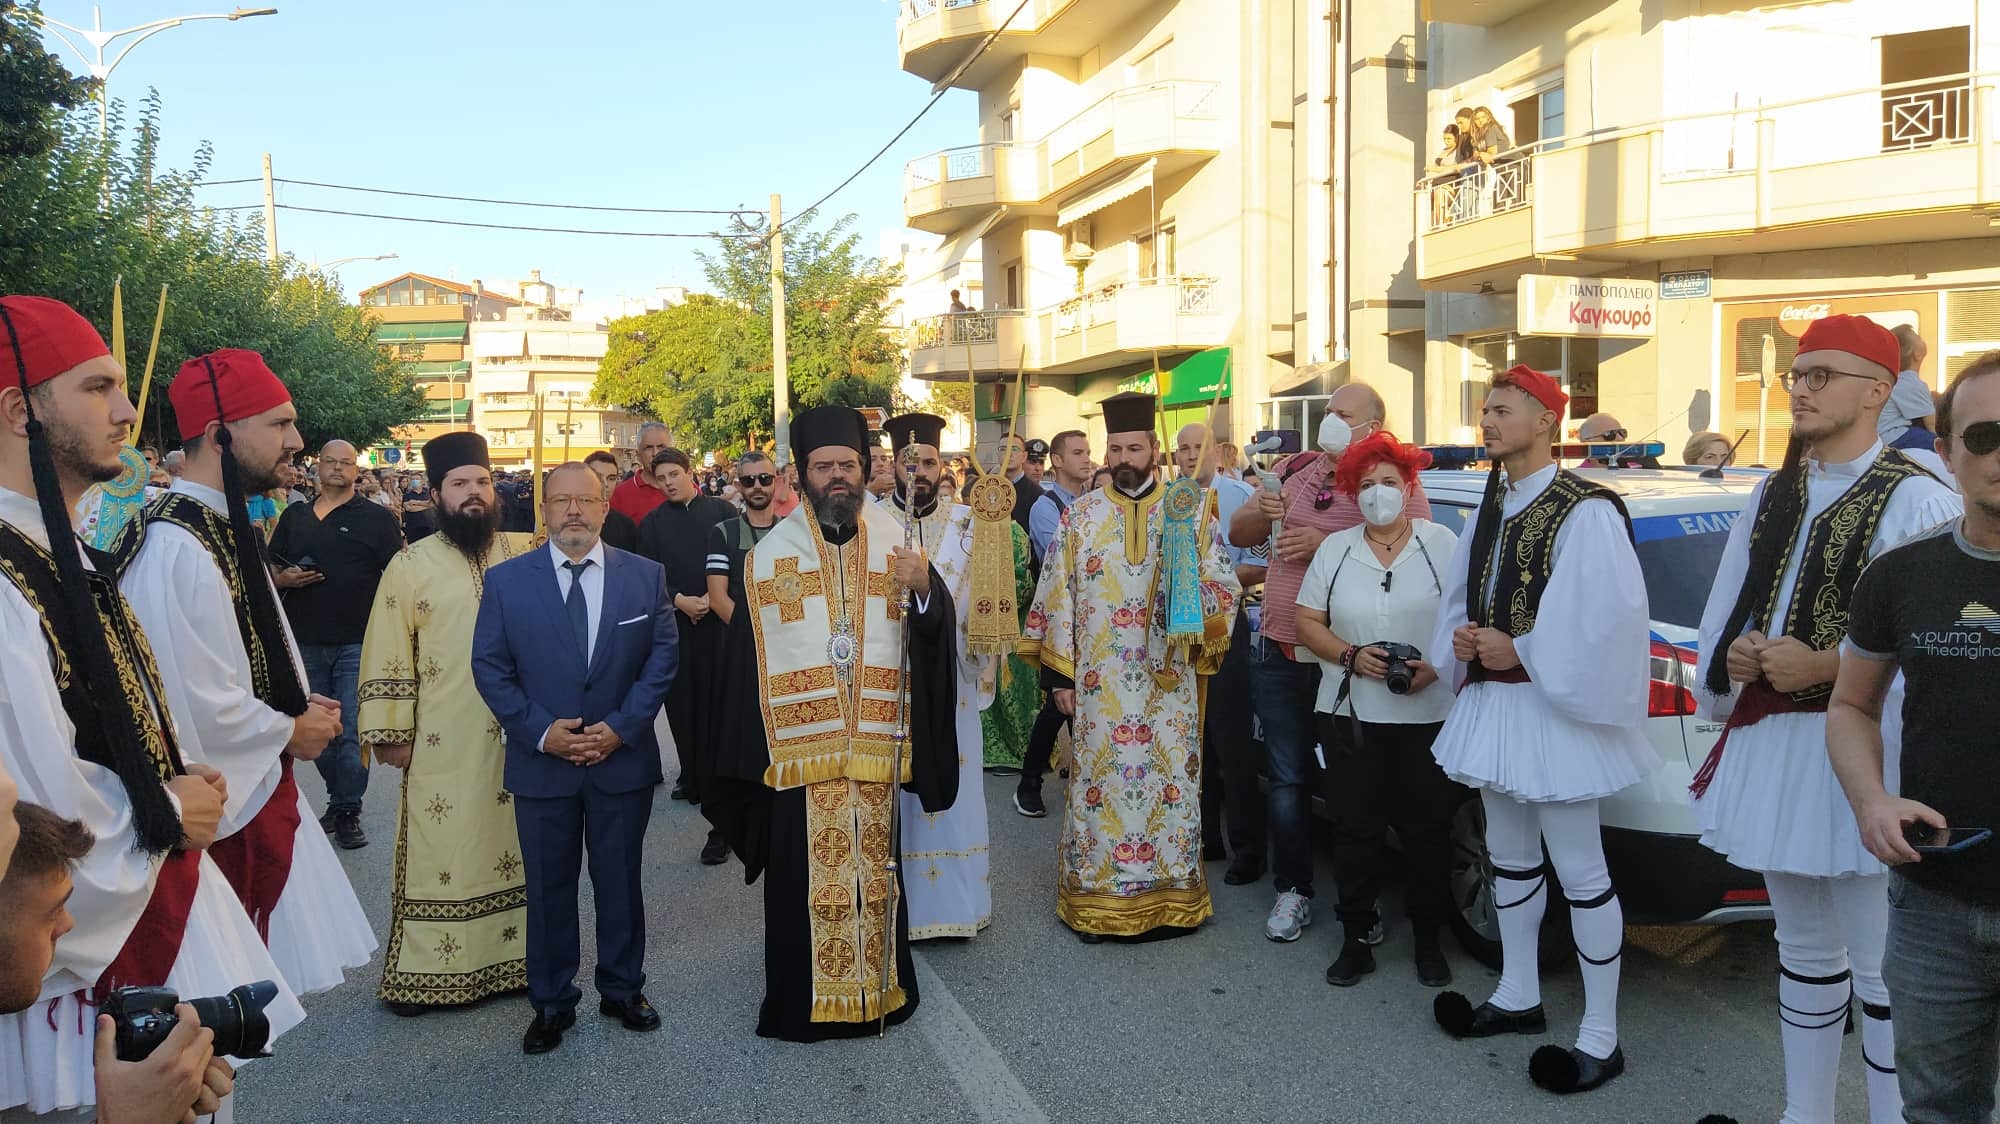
[1516,275,1659,339]
[1779,302,1832,323]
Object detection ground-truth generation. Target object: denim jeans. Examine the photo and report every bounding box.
[1884,873,2000,1123]
[1248,637,1321,897]
[299,643,366,815]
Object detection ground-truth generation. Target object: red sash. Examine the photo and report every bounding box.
[93,849,201,998]
[1687,679,1829,798]
[206,756,302,940]
[1460,665,1531,692]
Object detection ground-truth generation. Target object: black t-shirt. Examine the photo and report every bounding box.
[268,492,405,646]
[1848,521,2000,908]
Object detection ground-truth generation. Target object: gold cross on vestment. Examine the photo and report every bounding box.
[756,556,824,623]
[865,568,905,621]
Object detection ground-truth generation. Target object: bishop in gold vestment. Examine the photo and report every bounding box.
[358,433,531,1010]
[1021,393,1239,939]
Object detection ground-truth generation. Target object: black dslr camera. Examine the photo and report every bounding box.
[1375,642,1425,696]
[99,981,279,1063]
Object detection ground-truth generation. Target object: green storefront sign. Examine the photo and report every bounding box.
[1160,347,1231,406]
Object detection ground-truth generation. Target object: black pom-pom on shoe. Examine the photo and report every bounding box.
[1694,1117,1740,1124]
[1529,1044,1625,1094]
[1433,991,1475,1036]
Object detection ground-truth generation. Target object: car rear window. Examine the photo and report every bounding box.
[1423,502,1736,630]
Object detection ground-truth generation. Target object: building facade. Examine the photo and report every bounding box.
[1419,0,2000,458]
[895,0,1429,457]
[359,272,519,465]
[469,281,646,472]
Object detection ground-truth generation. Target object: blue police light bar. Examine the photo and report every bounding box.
[1420,442,1667,470]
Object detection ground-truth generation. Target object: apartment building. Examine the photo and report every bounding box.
[468,272,646,470]
[896,0,1428,455]
[359,272,519,463]
[1420,0,2000,459]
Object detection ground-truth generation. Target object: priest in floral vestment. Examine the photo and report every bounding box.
[1021,392,1240,941]
[702,406,959,1042]
[358,432,533,1013]
[882,412,1013,940]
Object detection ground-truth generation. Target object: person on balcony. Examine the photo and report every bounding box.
[948,289,971,315]
[1469,107,1516,212]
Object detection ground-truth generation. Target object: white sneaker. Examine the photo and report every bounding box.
[1265,890,1311,942]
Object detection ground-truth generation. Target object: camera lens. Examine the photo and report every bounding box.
[187,980,278,1060]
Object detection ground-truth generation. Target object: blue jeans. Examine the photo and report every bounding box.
[1248,637,1321,897]
[1885,873,2000,1123]
[299,643,366,815]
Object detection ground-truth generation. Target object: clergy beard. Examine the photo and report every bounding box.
[901,474,937,510]
[803,475,862,531]
[437,498,501,556]
[1111,459,1155,495]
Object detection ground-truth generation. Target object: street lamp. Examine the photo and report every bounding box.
[29,6,279,136]
[317,252,398,273]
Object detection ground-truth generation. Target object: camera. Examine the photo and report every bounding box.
[99,980,279,1063]
[1375,642,1425,696]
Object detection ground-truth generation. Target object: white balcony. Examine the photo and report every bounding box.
[1419,0,1550,28]
[903,144,1045,233]
[906,310,1035,378]
[1037,277,1225,375]
[897,0,1171,89]
[902,81,1223,231]
[1415,74,2000,291]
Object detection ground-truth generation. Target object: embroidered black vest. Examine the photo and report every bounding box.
[124,493,291,705]
[1746,448,1932,699]
[1471,470,1631,639]
[0,522,183,782]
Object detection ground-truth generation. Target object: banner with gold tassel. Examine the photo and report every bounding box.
[962,351,1028,656]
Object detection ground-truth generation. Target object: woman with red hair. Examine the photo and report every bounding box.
[1294,431,1467,989]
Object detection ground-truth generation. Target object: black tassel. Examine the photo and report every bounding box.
[1704,435,1808,696]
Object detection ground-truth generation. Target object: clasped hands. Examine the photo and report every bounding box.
[889,545,930,598]
[1451,623,1521,671]
[1725,630,1831,694]
[543,718,623,766]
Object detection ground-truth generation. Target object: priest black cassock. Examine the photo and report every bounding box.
[701,406,958,1042]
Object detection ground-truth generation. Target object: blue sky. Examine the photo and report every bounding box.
[38,0,970,299]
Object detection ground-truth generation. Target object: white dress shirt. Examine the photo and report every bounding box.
[1297,518,1459,723]
[550,539,607,665]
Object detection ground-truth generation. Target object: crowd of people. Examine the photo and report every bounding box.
[2,290,1998,1121]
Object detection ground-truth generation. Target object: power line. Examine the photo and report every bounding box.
[198,202,748,238]
[781,0,1032,233]
[192,177,752,216]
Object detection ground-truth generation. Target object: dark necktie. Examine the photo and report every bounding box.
[563,558,594,661]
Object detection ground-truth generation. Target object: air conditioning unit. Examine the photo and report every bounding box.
[1063,220,1095,264]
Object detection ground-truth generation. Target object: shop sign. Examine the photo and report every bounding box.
[1517,275,1659,338]
[1660,270,1711,300]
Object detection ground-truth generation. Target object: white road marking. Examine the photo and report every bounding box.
[911,951,1050,1124]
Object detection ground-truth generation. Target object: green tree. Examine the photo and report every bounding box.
[0,94,424,448]
[0,1,91,159]
[593,211,903,455]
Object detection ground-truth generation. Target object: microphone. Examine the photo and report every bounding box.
[1381,571,1393,593]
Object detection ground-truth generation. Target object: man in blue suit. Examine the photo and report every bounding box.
[472,462,678,1055]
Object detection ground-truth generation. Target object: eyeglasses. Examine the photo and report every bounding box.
[546,495,605,510]
[738,473,775,487]
[1584,428,1628,442]
[1953,419,2000,457]
[1779,367,1883,394]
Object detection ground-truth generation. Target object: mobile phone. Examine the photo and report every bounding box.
[1249,429,1302,456]
[1904,824,1993,854]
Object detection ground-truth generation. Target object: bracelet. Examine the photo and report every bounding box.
[1339,646,1358,672]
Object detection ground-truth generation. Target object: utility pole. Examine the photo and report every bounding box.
[261,153,279,264]
[769,193,789,463]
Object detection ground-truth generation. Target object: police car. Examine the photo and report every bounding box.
[1413,444,1771,967]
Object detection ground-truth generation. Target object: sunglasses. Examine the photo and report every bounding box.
[738,473,776,487]
[1955,420,2000,457]
[1587,428,1628,442]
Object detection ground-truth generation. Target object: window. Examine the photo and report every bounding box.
[1464,333,1566,429]
[1004,263,1021,309]
[1136,223,1176,280]
[1880,26,1970,151]
[1508,83,1564,151]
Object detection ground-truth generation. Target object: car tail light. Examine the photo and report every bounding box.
[1648,640,1698,718]
[1722,888,1770,905]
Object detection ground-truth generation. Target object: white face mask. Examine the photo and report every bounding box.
[1358,483,1404,528]
[1318,414,1353,455]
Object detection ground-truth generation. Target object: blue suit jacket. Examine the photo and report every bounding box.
[472,542,677,798]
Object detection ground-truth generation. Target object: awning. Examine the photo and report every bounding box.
[1161,347,1231,406]
[408,361,471,377]
[1268,360,1344,397]
[472,329,526,358]
[374,321,466,345]
[1057,158,1155,228]
[415,399,472,421]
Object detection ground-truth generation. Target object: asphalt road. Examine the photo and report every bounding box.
[247,739,1878,1123]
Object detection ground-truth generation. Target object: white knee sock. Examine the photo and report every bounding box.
[1487,863,1547,1012]
[1568,888,1623,1059]
[1777,965,1850,1124]
[1859,1000,1899,1124]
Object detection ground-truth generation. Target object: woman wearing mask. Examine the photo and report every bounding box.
[1293,432,1464,989]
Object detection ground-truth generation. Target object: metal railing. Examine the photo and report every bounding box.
[902,0,986,21]
[909,310,1016,349]
[1051,277,1221,337]
[1415,70,1996,235]
[903,142,1034,195]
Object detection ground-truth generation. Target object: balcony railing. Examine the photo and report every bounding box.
[900,0,986,19]
[1050,277,1217,336]
[904,278,1222,374]
[910,311,1010,350]
[1414,71,1993,238]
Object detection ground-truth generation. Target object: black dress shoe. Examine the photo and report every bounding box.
[1222,862,1266,886]
[1434,991,1547,1038]
[383,1001,428,1018]
[699,831,729,866]
[1074,930,1105,944]
[521,1009,575,1055]
[1324,938,1376,987]
[1529,1044,1625,1094]
[599,994,661,1032]
[334,811,368,850]
[669,782,690,801]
